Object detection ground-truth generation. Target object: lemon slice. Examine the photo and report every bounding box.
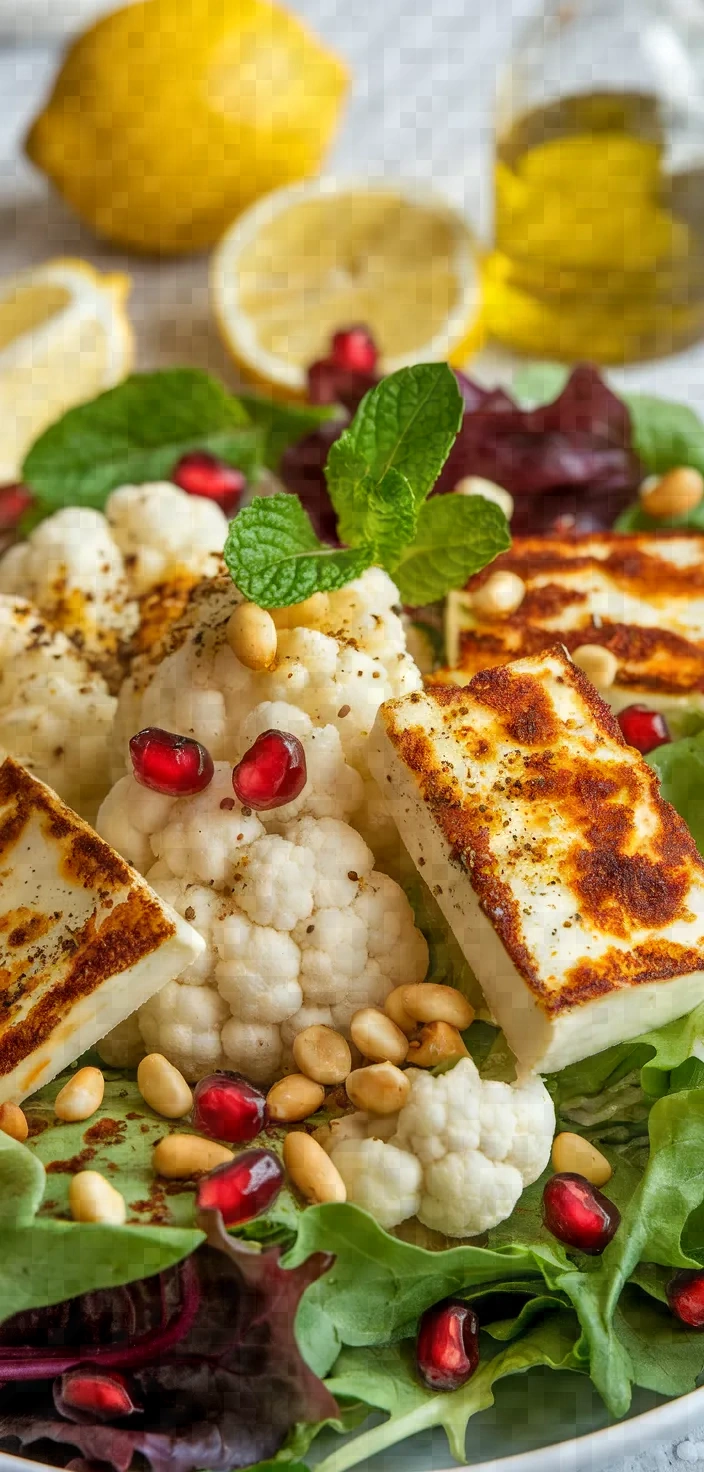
[0,258,133,481]
[212,179,484,394]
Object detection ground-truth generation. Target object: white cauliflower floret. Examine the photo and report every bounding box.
[332,1137,423,1231]
[96,771,428,1081]
[106,482,229,597]
[0,595,116,818]
[329,1059,555,1237]
[0,507,138,672]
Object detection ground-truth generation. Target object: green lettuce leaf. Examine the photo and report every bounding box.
[648,727,704,856]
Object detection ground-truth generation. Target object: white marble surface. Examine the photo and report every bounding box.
[1,4,704,1468]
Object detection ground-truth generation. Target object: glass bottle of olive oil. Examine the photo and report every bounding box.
[484,0,704,363]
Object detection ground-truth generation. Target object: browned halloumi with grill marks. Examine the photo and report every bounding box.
[0,757,204,1102]
[370,646,704,1073]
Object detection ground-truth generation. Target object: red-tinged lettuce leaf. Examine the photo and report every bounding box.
[0,1211,336,1472]
[435,364,642,534]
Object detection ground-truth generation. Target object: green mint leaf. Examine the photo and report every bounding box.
[239,393,336,470]
[224,493,373,607]
[393,493,510,605]
[336,464,417,566]
[326,363,464,532]
[22,368,262,511]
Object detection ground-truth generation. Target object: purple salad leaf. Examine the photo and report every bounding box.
[0,1210,336,1472]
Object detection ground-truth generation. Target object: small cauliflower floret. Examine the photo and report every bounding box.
[0,595,116,818]
[331,1137,423,1231]
[95,773,176,872]
[106,482,229,597]
[97,782,428,1079]
[0,507,138,672]
[326,568,421,699]
[329,1058,555,1238]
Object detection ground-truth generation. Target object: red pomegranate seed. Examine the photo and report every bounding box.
[172,451,245,512]
[330,325,378,375]
[667,1270,704,1327]
[59,1370,139,1420]
[130,726,214,797]
[193,1072,266,1144]
[232,729,307,810]
[542,1173,620,1255]
[197,1148,284,1226]
[0,483,33,528]
[616,704,671,755]
[416,1299,480,1392]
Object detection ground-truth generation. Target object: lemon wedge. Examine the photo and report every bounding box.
[26,0,348,256]
[212,179,484,395]
[0,258,133,482]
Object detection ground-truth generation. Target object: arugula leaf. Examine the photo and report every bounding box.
[317,1313,580,1471]
[393,493,510,605]
[326,363,464,525]
[22,369,263,513]
[239,393,335,470]
[223,494,373,607]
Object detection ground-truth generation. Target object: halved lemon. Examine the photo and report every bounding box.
[212,179,484,395]
[0,258,133,481]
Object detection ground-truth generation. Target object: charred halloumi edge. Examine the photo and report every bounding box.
[370,646,704,1075]
[0,757,204,1104]
[442,531,704,720]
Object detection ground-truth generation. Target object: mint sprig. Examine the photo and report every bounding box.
[225,364,510,608]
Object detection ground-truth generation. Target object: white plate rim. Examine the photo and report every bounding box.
[0,1384,703,1472]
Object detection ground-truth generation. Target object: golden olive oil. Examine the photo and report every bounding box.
[484,92,704,363]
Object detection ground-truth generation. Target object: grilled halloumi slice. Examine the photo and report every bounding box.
[370,646,704,1074]
[440,532,704,723]
[0,757,204,1103]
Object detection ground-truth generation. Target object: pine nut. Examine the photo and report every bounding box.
[401,983,474,1030]
[640,467,704,521]
[283,1131,347,1204]
[350,1008,409,1065]
[0,1103,28,1143]
[137,1053,193,1119]
[69,1170,126,1225]
[454,477,514,520]
[572,644,619,689]
[55,1067,105,1123]
[226,603,277,671]
[271,593,330,630]
[266,1074,325,1123]
[407,1021,469,1068]
[551,1132,612,1187]
[292,1026,352,1085]
[471,570,525,619]
[346,1061,410,1115]
[384,986,418,1035]
[152,1134,233,1179]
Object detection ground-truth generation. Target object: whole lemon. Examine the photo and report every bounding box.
[26,0,349,256]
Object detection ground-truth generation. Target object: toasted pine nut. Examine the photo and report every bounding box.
[153,1134,233,1179]
[283,1131,347,1205]
[55,1067,105,1123]
[384,986,418,1035]
[137,1053,193,1119]
[572,644,619,689]
[407,1021,469,1068]
[401,983,474,1030]
[226,603,277,671]
[471,570,525,619]
[350,1008,409,1065]
[312,1112,369,1155]
[271,592,330,630]
[292,1026,352,1085]
[346,1061,410,1115]
[551,1132,612,1187]
[640,467,704,521]
[0,1103,28,1143]
[454,477,514,520]
[69,1170,126,1225]
[266,1073,325,1123]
